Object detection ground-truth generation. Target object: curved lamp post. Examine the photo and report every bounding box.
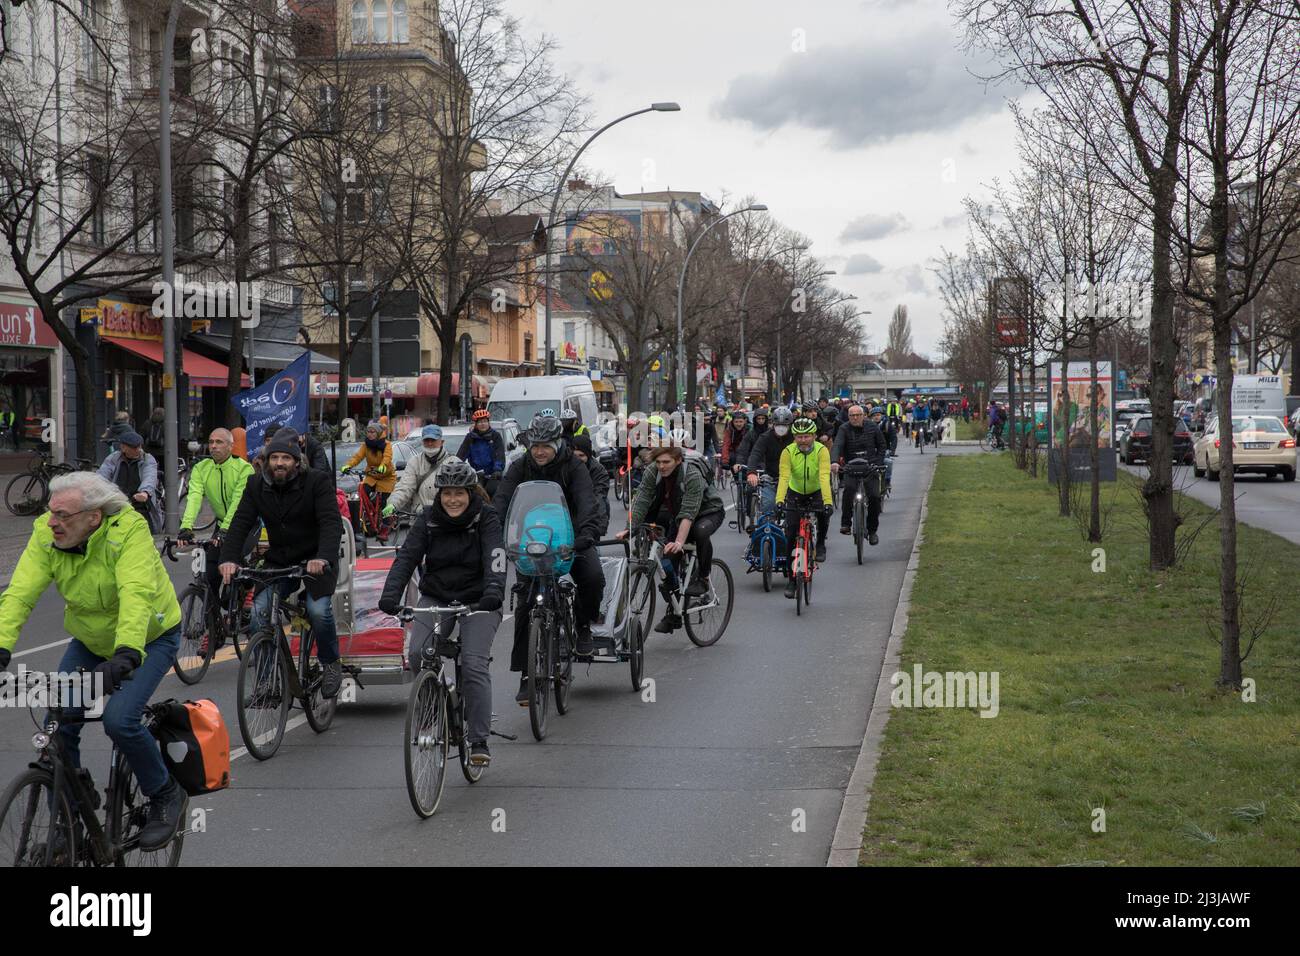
[543,103,681,375]
[776,269,836,402]
[675,203,768,405]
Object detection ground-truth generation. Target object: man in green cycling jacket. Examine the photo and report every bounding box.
[179,428,255,598]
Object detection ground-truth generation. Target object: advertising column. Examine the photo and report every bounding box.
[1047,361,1116,483]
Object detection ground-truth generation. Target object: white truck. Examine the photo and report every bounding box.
[1228,374,1286,421]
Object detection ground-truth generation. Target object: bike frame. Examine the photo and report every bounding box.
[788,508,818,581]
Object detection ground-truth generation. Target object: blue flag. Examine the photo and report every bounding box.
[715,383,727,406]
[231,350,310,453]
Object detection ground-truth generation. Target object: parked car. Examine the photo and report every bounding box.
[1193,414,1297,481]
[1119,415,1195,465]
[1114,408,1146,443]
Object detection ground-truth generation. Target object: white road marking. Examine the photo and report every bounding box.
[231,713,309,762]
[11,637,71,659]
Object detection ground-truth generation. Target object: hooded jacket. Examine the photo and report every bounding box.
[746,428,795,479]
[456,427,505,476]
[492,443,602,550]
[381,494,506,608]
[387,444,448,512]
[0,507,181,660]
[736,419,769,467]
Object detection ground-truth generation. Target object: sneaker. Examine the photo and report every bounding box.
[575,626,594,657]
[320,659,344,699]
[840,525,851,536]
[869,533,879,546]
[784,578,797,599]
[686,577,708,597]
[139,777,188,852]
[516,676,530,705]
[654,612,682,634]
[815,543,827,563]
[469,742,491,767]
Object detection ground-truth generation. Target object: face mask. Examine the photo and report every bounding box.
[773,425,789,437]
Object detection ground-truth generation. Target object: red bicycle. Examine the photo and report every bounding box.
[785,504,819,616]
[354,477,394,548]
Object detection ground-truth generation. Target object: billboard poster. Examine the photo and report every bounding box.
[1049,362,1113,450]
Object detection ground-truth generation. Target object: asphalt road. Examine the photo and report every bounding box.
[0,449,937,867]
[1119,460,1300,544]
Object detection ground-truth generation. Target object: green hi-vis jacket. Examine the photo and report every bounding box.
[182,454,255,531]
[0,507,182,660]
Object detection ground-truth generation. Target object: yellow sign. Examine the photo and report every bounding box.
[589,270,613,301]
[650,359,661,372]
[162,373,174,389]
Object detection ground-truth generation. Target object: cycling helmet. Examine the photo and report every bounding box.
[771,406,795,426]
[435,456,479,489]
[731,408,748,420]
[560,408,578,422]
[669,428,693,446]
[871,406,885,416]
[821,407,838,422]
[472,409,490,422]
[791,417,818,435]
[802,402,819,417]
[527,413,564,444]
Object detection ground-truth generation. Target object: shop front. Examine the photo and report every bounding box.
[310,372,492,430]
[0,299,61,464]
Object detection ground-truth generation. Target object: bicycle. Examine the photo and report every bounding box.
[509,541,581,743]
[783,504,822,616]
[731,465,750,534]
[743,474,784,592]
[979,426,1007,452]
[0,668,184,866]
[842,459,886,566]
[4,452,93,516]
[347,471,394,553]
[234,565,352,760]
[715,455,730,491]
[163,523,255,684]
[400,604,516,818]
[630,523,733,647]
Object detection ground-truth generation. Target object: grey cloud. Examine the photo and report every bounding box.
[940,213,966,229]
[715,26,1011,149]
[843,254,885,275]
[897,265,929,294]
[841,213,908,242]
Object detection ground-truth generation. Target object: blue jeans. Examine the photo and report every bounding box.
[53,625,181,798]
[250,580,339,664]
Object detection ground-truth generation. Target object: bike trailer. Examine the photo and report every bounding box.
[589,554,631,652]
[332,556,415,685]
[151,698,231,796]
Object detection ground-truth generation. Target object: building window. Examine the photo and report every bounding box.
[345,186,366,223]
[80,0,105,84]
[320,188,338,224]
[370,83,388,132]
[372,0,389,43]
[322,283,338,316]
[318,83,339,131]
[351,1,368,43]
[87,155,108,245]
[392,0,409,42]
[267,209,280,270]
[371,175,391,223]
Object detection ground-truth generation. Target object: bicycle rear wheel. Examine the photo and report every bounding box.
[684,559,733,647]
[301,628,337,734]
[404,668,449,817]
[761,538,773,593]
[108,752,183,866]
[553,607,573,716]
[237,630,290,760]
[628,617,646,692]
[0,767,77,866]
[4,472,47,517]
[526,612,551,741]
[174,586,212,685]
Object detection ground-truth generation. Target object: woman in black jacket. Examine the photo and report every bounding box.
[379,458,505,767]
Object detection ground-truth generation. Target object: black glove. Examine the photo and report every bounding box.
[93,647,142,693]
[473,594,502,613]
[823,504,835,517]
[0,648,10,671]
[177,528,194,544]
[378,597,401,616]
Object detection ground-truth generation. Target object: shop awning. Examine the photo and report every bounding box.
[104,336,250,388]
[591,378,614,394]
[416,373,490,399]
[194,335,338,372]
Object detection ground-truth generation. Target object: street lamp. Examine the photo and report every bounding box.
[543,103,680,376]
[737,242,808,397]
[806,295,856,401]
[675,203,768,406]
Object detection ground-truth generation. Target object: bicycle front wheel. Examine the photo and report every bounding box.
[684,559,734,647]
[854,499,865,565]
[761,538,773,593]
[237,630,290,760]
[526,612,551,741]
[628,617,646,692]
[553,612,573,717]
[174,586,212,685]
[109,752,183,867]
[404,667,449,817]
[4,472,47,517]
[0,767,78,867]
[628,563,657,632]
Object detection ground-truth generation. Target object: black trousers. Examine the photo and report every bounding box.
[510,547,605,672]
[840,474,881,535]
[661,508,724,579]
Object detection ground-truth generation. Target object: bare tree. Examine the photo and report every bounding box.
[884,304,913,365]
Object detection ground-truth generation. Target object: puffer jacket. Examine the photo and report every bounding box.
[0,507,181,660]
[831,421,888,467]
[343,441,396,493]
[381,494,506,608]
[387,445,448,512]
[457,428,505,476]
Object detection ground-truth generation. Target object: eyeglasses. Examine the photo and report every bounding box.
[49,509,91,522]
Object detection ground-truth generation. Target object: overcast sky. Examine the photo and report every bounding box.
[516,0,1022,360]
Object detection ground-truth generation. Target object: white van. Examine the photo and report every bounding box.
[1226,374,1285,420]
[487,375,603,446]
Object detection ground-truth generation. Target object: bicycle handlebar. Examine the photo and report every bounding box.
[398,604,485,622]
[232,563,318,584]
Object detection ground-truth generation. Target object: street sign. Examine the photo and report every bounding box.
[650,359,661,372]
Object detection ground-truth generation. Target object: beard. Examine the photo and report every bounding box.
[269,463,296,486]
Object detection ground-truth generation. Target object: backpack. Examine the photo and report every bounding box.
[151,698,232,796]
[684,451,715,486]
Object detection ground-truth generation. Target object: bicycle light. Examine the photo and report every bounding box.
[31,731,49,751]
[526,542,548,557]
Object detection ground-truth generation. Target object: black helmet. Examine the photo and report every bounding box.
[527,413,564,444]
[771,406,795,426]
[434,456,479,489]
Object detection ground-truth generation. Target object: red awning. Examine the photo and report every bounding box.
[104,337,250,388]
[416,372,461,397]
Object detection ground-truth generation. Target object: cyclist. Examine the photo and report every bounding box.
[385,424,449,517]
[912,396,931,448]
[776,417,833,597]
[988,401,1005,447]
[722,408,751,476]
[179,427,255,607]
[698,408,719,462]
[570,433,611,536]
[561,407,589,440]
[0,471,186,852]
[621,443,725,634]
[735,405,769,511]
[378,458,504,768]
[493,414,604,699]
[341,420,396,521]
[869,407,895,491]
[746,405,795,519]
[219,429,345,698]
[818,405,840,447]
[455,410,505,496]
[96,430,162,533]
[831,405,888,545]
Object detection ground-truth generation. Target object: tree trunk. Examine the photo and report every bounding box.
[37,296,96,463]
[335,264,350,427]
[1145,178,1179,569]
[1088,325,1101,542]
[225,180,253,424]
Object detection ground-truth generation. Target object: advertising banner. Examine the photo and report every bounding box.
[231,350,310,450]
[1047,361,1115,483]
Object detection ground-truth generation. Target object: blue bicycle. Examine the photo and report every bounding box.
[743,474,786,592]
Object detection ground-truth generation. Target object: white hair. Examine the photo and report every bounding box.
[48,471,131,515]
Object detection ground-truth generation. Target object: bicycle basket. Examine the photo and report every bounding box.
[504,481,574,576]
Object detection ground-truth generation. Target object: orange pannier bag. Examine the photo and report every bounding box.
[151,699,232,795]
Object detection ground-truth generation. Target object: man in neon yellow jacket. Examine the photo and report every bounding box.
[0,471,187,854]
[776,416,834,597]
[179,427,255,599]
